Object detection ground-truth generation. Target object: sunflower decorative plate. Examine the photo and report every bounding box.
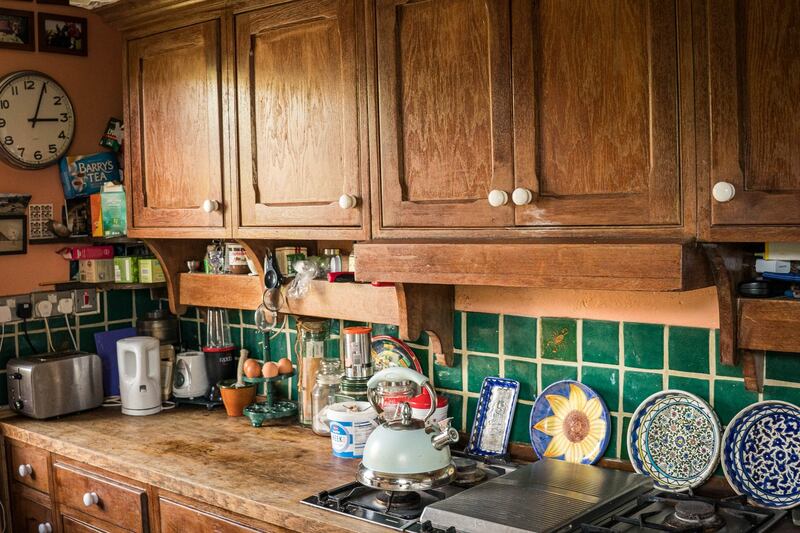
[370,336,422,372]
[627,390,721,492]
[721,401,800,509]
[529,380,611,464]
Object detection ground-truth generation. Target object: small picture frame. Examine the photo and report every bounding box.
[0,8,35,52]
[38,12,87,56]
[0,214,28,256]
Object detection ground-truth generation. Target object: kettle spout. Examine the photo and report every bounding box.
[432,427,460,450]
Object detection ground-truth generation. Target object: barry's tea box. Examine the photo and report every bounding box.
[59,152,121,199]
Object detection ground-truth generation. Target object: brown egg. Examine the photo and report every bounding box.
[277,357,293,374]
[243,359,261,379]
[262,361,279,378]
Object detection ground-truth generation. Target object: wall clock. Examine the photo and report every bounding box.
[0,71,75,170]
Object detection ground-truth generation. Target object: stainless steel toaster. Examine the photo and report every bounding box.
[7,351,104,419]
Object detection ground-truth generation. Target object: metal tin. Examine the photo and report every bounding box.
[275,246,308,276]
[343,326,372,379]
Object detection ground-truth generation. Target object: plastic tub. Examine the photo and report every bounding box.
[327,401,377,458]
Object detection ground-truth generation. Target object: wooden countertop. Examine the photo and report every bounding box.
[0,408,387,533]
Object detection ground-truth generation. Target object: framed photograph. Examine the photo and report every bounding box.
[0,9,35,52]
[0,215,27,255]
[38,12,87,56]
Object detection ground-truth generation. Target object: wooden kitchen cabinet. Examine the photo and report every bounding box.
[234,0,370,239]
[159,496,270,533]
[126,19,231,237]
[10,484,53,533]
[7,439,50,493]
[59,509,130,533]
[374,0,515,229]
[698,0,800,241]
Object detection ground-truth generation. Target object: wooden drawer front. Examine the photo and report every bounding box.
[53,462,147,532]
[8,441,50,493]
[11,485,53,533]
[60,509,130,533]
[160,498,261,533]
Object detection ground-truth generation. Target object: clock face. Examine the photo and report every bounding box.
[0,71,75,170]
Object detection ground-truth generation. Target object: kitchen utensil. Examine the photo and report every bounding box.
[136,309,178,345]
[218,379,256,417]
[236,348,248,387]
[628,390,720,491]
[370,335,422,372]
[531,380,610,465]
[173,351,210,399]
[358,367,459,492]
[722,400,800,509]
[117,337,162,416]
[466,377,519,457]
[264,249,283,289]
[327,401,377,457]
[343,326,373,379]
[204,346,237,402]
[7,351,103,419]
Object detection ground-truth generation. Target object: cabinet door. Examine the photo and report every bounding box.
[512,0,681,226]
[159,498,262,533]
[11,487,53,533]
[376,0,514,228]
[236,0,368,234]
[127,20,228,231]
[706,0,800,228]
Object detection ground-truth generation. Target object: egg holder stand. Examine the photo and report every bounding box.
[242,364,297,427]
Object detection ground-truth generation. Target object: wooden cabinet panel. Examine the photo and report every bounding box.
[706,0,800,229]
[127,20,228,231]
[235,0,368,234]
[53,461,147,532]
[376,0,514,228]
[7,440,50,493]
[11,485,53,533]
[512,0,681,226]
[159,497,262,533]
[60,509,129,533]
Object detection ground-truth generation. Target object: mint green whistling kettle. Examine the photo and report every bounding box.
[357,368,459,492]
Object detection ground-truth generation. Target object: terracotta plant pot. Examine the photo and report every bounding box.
[218,380,256,417]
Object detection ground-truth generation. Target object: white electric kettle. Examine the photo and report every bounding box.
[117,336,162,416]
[173,351,209,399]
[357,367,459,492]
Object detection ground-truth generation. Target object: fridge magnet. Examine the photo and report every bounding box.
[0,9,34,51]
[0,214,27,255]
[38,12,87,56]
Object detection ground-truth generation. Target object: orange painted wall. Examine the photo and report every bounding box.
[0,0,121,297]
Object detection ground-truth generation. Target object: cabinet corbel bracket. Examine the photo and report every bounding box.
[395,284,455,367]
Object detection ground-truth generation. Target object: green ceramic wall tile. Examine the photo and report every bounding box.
[134,289,160,315]
[240,308,255,326]
[763,385,800,406]
[765,351,800,383]
[0,326,16,367]
[326,339,340,359]
[623,323,664,369]
[242,327,263,359]
[329,319,340,335]
[409,330,429,347]
[371,323,399,338]
[510,402,532,444]
[107,321,134,332]
[466,312,499,354]
[343,319,367,329]
[668,326,710,374]
[50,330,73,352]
[107,290,132,322]
[270,332,289,360]
[713,380,758,425]
[465,396,479,434]
[434,354,463,391]
[227,309,241,325]
[668,376,710,402]
[18,332,46,357]
[467,354,499,393]
[582,320,619,365]
[715,361,744,378]
[540,318,577,361]
[46,316,66,329]
[622,371,662,412]
[620,416,631,460]
[503,359,537,401]
[453,311,462,350]
[180,321,200,350]
[441,393,463,432]
[581,366,619,411]
[541,363,578,389]
[413,347,429,377]
[288,332,298,361]
[504,315,537,358]
[604,415,619,458]
[77,301,104,325]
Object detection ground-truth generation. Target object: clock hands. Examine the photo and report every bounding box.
[29,81,47,128]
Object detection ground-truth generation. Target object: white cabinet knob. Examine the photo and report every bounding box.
[487,190,509,207]
[512,188,534,206]
[83,491,99,507]
[712,182,736,203]
[38,523,53,533]
[338,194,358,209]
[18,464,32,478]
[201,199,220,213]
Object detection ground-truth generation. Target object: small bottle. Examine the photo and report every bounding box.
[323,248,343,273]
[311,358,342,436]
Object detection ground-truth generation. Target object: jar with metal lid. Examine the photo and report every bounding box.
[322,248,343,274]
[374,379,420,421]
[343,326,372,379]
[311,358,342,436]
[296,317,330,426]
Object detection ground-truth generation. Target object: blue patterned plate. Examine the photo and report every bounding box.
[529,380,611,464]
[722,401,800,509]
[627,390,720,492]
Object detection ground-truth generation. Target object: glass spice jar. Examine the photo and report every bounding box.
[311,358,342,436]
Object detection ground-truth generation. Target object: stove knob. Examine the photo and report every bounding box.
[420,521,434,532]
[13,400,23,410]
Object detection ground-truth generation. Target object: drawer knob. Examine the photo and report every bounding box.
[83,491,99,507]
[487,189,509,207]
[338,194,358,209]
[38,523,52,533]
[712,181,736,203]
[17,463,32,478]
[201,199,221,213]
[512,188,534,206]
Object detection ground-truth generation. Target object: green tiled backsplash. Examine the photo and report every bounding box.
[2,291,799,463]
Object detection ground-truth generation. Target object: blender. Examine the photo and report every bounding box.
[203,308,237,402]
